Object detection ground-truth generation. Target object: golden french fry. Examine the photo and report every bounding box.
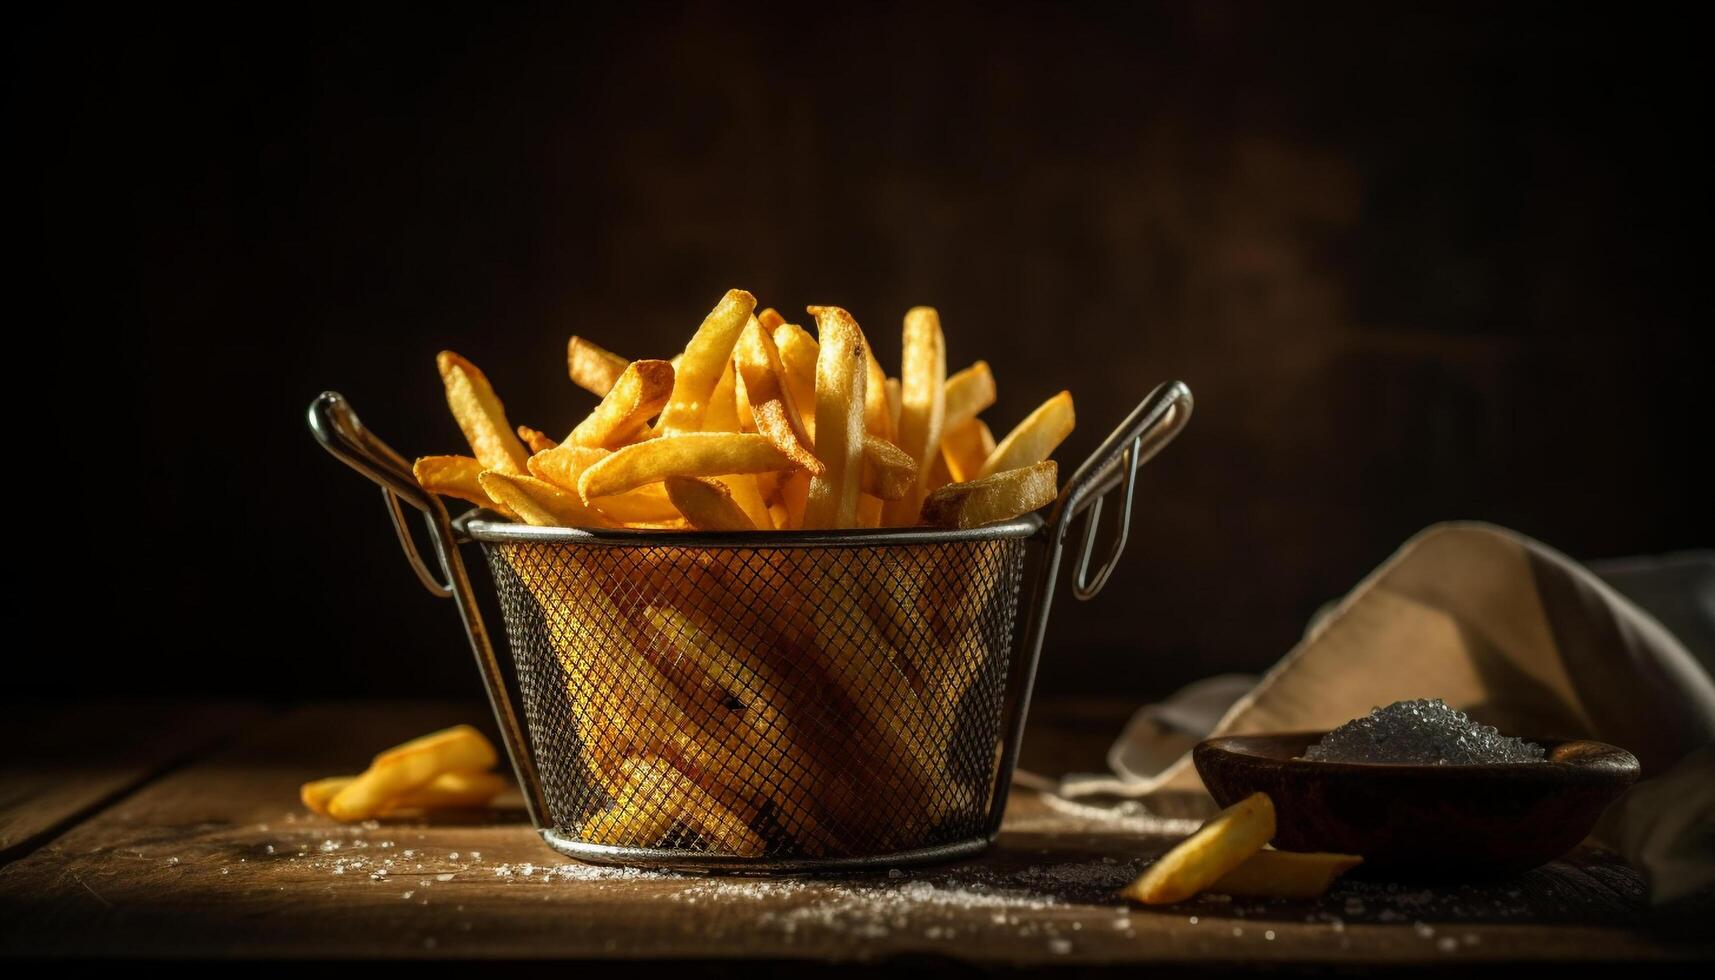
[569,359,674,447]
[780,469,810,529]
[881,307,946,524]
[1121,793,1277,905]
[413,455,518,519]
[480,471,615,527]
[857,494,883,528]
[885,377,901,432]
[305,769,507,817]
[920,461,1057,529]
[437,351,529,474]
[665,477,756,531]
[772,322,821,443]
[942,361,996,431]
[732,366,756,432]
[619,756,766,857]
[803,306,867,529]
[978,390,1075,478]
[859,436,916,501]
[577,433,797,502]
[924,446,953,494]
[766,500,789,530]
[528,443,607,490]
[735,317,821,474]
[326,725,500,822]
[700,359,774,528]
[940,417,996,483]
[567,335,630,396]
[516,426,559,454]
[863,345,893,442]
[531,444,679,523]
[300,775,352,816]
[1209,849,1363,898]
[656,289,756,434]
[756,307,786,331]
[580,761,680,848]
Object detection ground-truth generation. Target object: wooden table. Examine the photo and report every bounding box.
[2,700,1707,966]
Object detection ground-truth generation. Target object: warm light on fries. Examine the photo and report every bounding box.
[400,288,1100,855]
[1121,792,1277,905]
[322,725,502,823]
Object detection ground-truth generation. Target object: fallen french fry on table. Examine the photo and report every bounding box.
[301,770,508,817]
[1121,792,1277,905]
[316,725,502,823]
[1208,849,1363,898]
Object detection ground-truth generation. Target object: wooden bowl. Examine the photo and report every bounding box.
[1193,733,1639,879]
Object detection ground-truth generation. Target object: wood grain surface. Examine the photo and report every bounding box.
[1,701,1707,965]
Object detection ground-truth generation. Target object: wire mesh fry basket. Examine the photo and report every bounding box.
[309,381,1191,870]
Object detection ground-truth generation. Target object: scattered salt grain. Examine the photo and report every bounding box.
[1438,936,1460,953]
[166,857,180,866]
[437,873,455,882]
[1048,938,1072,955]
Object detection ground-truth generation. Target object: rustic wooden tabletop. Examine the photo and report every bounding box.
[2,699,1707,966]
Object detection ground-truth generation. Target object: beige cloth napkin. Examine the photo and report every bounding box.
[1061,522,1715,902]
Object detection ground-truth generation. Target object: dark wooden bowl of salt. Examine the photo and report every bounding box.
[1193,733,1638,879]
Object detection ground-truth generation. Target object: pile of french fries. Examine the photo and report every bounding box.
[414,289,1075,531]
[409,291,1081,857]
[302,725,508,822]
[1120,793,1363,903]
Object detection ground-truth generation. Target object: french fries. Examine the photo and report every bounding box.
[516,426,559,454]
[735,317,821,475]
[569,359,674,448]
[567,336,630,396]
[578,433,796,502]
[323,725,502,823]
[438,351,529,475]
[302,770,507,817]
[803,306,867,529]
[977,389,1075,478]
[1121,793,1277,905]
[940,417,996,483]
[921,461,1058,529]
[665,477,756,531]
[407,289,1099,856]
[656,289,755,434]
[480,471,615,528]
[881,307,947,524]
[1209,849,1363,898]
[412,455,518,519]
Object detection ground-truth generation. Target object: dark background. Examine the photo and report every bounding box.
[14,1,1707,702]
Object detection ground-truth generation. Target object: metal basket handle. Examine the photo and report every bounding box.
[1050,379,1193,600]
[987,381,1193,826]
[307,391,550,827]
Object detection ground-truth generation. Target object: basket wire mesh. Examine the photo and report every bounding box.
[307,381,1191,869]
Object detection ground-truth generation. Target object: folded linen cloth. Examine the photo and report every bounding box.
[1059,522,1715,902]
